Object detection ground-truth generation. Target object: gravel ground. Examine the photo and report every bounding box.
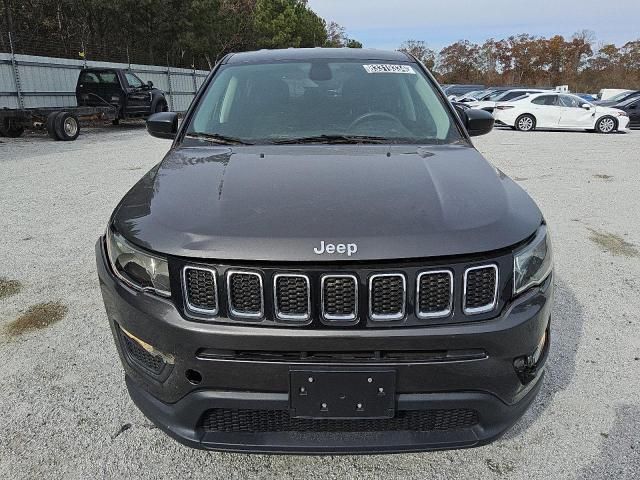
[0,124,639,479]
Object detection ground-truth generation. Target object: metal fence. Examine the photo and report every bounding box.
[0,32,210,112]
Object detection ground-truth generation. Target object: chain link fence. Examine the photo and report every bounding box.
[0,28,213,70]
[0,30,211,112]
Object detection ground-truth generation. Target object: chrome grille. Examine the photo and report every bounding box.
[227,271,264,318]
[369,274,406,321]
[183,266,218,315]
[274,274,310,321]
[321,275,358,321]
[463,265,498,314]
[416,270,453,319]
[178,260,502,325]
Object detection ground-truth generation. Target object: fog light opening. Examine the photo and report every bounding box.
[514,329,549,385]
[185,369,203,385]
[119,325,175,365]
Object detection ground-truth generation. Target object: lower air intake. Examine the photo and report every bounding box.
[201,408,479,433]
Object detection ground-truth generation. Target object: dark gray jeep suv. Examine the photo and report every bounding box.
[96,48,553,454]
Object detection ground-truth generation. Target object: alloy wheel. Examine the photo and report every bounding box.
[64,117,79,137]
[598,117,615,133]
[517,116,534,131]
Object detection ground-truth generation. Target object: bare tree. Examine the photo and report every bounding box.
[398,40,436,70]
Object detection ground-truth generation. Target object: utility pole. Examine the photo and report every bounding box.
[2,0,15,32]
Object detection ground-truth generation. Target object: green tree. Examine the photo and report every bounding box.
[254,0,326,49]
[325,21,361,48]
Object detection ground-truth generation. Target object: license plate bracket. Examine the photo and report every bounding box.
[289,369,396,419]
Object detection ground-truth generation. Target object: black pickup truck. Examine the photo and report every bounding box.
[76,68,168,123]
[0,68,168,141]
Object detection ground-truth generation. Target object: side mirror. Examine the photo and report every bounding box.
[581,103,592,110]
[147,80,154,88]
[146,112,178,140]
[464,108,494,137]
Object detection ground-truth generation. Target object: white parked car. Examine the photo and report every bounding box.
[493,93,630,133]
[453,90,486,102]
[466,89,547,112]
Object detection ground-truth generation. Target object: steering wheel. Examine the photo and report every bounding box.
[347,111,404,131]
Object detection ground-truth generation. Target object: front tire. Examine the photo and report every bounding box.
[46,112,61,140]
[153,99,168,114]
[515,114,536,132]
[595,116,617,134]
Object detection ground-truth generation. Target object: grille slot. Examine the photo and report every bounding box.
[369,274,406,321]
[464,265,498,314]
[183,266,218,315]
[321,275,358,321]
[196,348,487,363]
[274,274,310,321]
[227,270,264,318]
[416,270,453,319]
[201,408,479,433]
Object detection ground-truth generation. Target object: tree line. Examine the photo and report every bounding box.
[400,33,640,92]
[2,0,638,91]
[0,0,360,68]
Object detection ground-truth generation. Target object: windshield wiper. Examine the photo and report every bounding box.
[270,134,389,145]
[186,132,254,145]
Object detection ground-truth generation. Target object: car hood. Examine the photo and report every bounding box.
[594,100,616,107]
[112,144,542,262]
[468,101,495,108]
[594,105,624,115]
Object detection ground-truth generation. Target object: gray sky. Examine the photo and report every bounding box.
[307,0,639,51]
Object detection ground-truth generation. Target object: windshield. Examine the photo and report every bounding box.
[476,90,497,100]
[125,72,144,88]
[487,90,509,100]
[608,91,632,102]
[494,90,527,101]
[186,61,463,144]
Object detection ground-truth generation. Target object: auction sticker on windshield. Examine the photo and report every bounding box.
[363,64,416,74]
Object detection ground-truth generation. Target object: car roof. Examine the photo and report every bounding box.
[523,92,584,99]
[503,88,547,92]
[224,48,411,64]
[487,86,534,91]
[81,68,123,72]
[618,95,640,106]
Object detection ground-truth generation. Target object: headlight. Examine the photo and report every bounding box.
[106,228,171,297]
[513,225,553,295]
